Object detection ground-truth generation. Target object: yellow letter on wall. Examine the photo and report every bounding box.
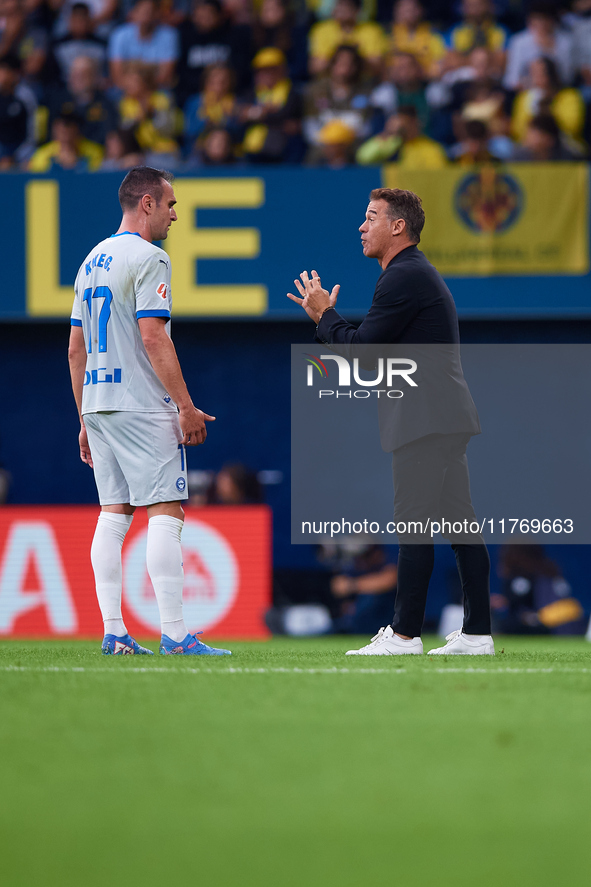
[165,178,267,315]
[26,180,73,316]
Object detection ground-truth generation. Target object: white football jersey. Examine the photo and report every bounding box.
[71,231,177,415]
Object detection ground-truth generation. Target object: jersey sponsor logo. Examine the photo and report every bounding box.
[176,477,186,492]
[123,519,239,633]
[157,283,167,299]
[84,368,122,386]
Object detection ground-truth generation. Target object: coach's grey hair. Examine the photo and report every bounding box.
[118,166,175,211]
[369,187,425,243]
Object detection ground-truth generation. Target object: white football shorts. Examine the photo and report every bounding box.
[84,410,188,507]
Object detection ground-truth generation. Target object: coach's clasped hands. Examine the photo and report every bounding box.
[287,270,340,324]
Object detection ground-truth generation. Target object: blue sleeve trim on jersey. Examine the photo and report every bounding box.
[136,309,171,319]
[70,318,83,326]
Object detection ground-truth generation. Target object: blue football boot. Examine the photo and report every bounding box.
[159,632,232,656]
[101,634,154,655]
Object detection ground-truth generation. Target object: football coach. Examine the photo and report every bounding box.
[288,188,494,656]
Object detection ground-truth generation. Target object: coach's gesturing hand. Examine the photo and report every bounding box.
[287,269,340,323]
[179,405,216,446]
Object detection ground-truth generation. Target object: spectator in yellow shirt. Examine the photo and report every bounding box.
[447,0,507,55]
[312,118,357,168]
[390,0,446,80]
[309,0,388,76]
[356,104,447,167]
[118,62,180,160]
[510,56,585,149]
[303,45,375,151]
[184,64,240,145]
[28,112,103,172]
[239,47,302,162]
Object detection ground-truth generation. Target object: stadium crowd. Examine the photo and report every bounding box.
[2,0,591,170]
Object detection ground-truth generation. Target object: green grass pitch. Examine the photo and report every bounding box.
[1,636,590,887]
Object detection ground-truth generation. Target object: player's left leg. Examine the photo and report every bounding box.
[145,502,231,656]
[145,503,187,644]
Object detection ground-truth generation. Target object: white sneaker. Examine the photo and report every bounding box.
[427,629,495,656]
[346,625,423,656]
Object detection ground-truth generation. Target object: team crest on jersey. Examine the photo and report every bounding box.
[157,282,167,299]
[176,477,186,492]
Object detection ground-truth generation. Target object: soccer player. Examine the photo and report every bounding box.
[68,166,231,656]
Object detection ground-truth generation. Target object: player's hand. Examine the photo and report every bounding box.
[179,406,216,446]
[287,269,340,323]
[79,425,93,468]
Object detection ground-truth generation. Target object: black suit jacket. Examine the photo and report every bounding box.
[315,245,481,451]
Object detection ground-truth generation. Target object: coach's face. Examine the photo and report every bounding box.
[150,180,177,241]
[359,200,401,260]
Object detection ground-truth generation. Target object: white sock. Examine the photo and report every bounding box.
[91,512,133,638]
[146,515,188,642]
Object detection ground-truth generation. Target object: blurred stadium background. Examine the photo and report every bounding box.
[3,5,591,887]
[1,0,591,640]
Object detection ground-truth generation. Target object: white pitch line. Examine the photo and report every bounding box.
[0,665,404,675]
[1,665,591,676]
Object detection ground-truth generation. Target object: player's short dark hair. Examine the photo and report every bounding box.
[369,187,425,244]
[118,166,174,211]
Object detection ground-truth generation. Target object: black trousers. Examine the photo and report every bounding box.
[390,432,491,638]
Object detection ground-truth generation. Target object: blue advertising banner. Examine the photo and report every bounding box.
[1,167,591,320]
